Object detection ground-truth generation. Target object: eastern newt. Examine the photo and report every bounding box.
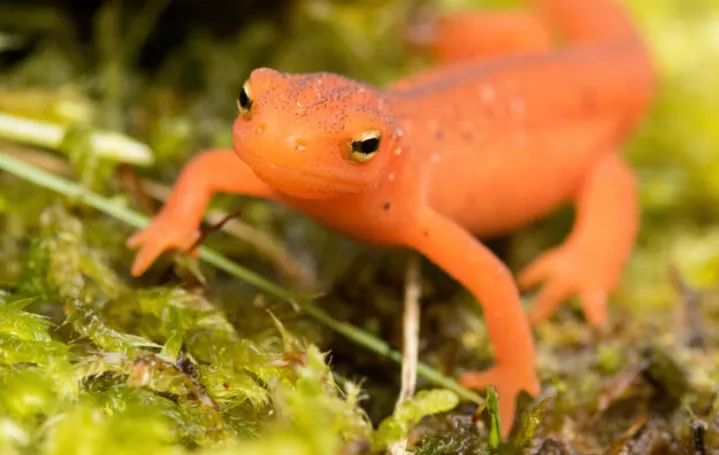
[127,0,654,437]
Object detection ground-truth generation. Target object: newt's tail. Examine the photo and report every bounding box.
[532,0,655,125]
[531,0,644,45]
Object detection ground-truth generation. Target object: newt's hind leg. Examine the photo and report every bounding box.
[409,10,554,65]
[518,153,638,327]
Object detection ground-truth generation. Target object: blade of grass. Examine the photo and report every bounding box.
[0,152,484,404]
[0,112,154,166]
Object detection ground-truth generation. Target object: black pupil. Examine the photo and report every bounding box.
[353,137,380,155]
[238,88,251,109]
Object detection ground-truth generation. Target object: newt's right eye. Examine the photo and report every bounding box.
[237,80,253,119]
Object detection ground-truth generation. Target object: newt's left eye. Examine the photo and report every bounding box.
[236,80,253,119]
[347,130,381,164]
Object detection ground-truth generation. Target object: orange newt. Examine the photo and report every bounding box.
[127,0,654,436]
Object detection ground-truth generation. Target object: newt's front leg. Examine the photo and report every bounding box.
[127,149,274,276]
[519,153,638,327]
[407,204,540,438]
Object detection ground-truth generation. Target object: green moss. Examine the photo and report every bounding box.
[0,200,463,452]
[372,389,459,451]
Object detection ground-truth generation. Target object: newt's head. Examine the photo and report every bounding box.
[232,68,397,199]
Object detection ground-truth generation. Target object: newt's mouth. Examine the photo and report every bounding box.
[237,148,368,199]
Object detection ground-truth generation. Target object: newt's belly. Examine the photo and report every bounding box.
[426,120,616,237]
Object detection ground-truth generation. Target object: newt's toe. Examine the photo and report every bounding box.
[520,245,611,328]
[578,290,608,328]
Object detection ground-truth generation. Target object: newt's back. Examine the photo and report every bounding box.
[385,0,654,236]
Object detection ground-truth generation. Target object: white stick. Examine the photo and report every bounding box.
[390,254,422,455]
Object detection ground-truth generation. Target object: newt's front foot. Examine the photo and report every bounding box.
[518,242,616,328]
[126,215,200,277]
[459,363,540,437]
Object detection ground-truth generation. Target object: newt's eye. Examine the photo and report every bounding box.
[347,130,381,164]
[237,80,253,119]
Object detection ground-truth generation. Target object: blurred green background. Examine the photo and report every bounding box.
[1,0,719,453]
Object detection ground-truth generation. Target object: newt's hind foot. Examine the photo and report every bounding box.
[459,363,540,438]
[518,243,613,328]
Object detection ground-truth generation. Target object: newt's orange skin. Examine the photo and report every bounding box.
[128,0,654,436]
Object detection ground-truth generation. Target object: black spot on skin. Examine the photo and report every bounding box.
[383,202,391,211]
[423,230,429,237]
[434,130,444,141]
[460,131,473,142]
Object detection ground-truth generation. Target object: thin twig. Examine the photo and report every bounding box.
[390,253,422,455]
[129,169,313,286]
[668,264,705,348]
[158,207,246,289]
[115,163,158,215]
[0,152,484,404]
[188,207,245,253]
